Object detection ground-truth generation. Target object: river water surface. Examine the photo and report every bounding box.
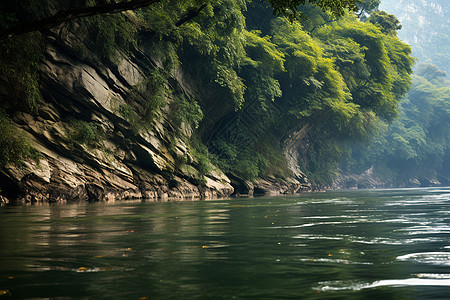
[1,187,450,299]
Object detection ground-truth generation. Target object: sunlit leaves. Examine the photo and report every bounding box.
[267,0,357,22]
[316,15,413,121]
[214,64,246,109]
[243,30,285,73]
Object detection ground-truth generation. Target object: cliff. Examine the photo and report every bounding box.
[331,166,447,190]
[0,21,310,204]
[0,1,417,203]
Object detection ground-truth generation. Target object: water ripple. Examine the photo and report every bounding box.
[397,252,450,265]
[396,225,450,235]
[299,258,372,265]
[315,278,450,292]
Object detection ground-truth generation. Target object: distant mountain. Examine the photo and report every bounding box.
[380,0,450,74]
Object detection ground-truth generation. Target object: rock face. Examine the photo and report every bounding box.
[331,166,386,190]
[0,23,311,204]
[254,176,311,195]
[331,166,445,190]
[0,25,234,204]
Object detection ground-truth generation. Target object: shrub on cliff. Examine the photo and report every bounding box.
[0,111,39,166]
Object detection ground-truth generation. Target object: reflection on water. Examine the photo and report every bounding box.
[0,187,449,299]
[397,252,450,266]
[316,277,450,292]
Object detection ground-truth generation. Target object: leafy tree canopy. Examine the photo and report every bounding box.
[356,0,380,19]
[267,0,357,21]
[0,0,363,39]
[367,11,402,35]
[343,63,450,185]
[416,63,447,81]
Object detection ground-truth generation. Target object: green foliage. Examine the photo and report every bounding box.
[416,63,447,81]
[0,0,416,188]
[81,12,138,61]
[316,15,413,122]
[118,104,139,129]
[67,118,104,148]
[367,11,402,35]
[343,65,450,184]
[121,69,169,131]
[138,0,249,109]
[0,1,48,28]
[214,64,246,109]
[137,69,169,122]
[206,4,413,185]
[173,96,203,131]
[0,32,44,113]
[117,69,169,134]
[242,30,284,108]
[0,111,40,166]
[244,30,285,72]
[356,0,381,18]
[267,0,358,22]
[303,139,346,183]
[181,0,248,109]
[190,136,212,177]
[137,2,185,69]
[271,17,378,140]
[211,139,268,181]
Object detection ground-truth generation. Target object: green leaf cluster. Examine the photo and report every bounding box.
[267,0,358,22]
[0,32,44,113]
[67,118,105,148]
[0,111,40,166]
[173,96,203,131]
[220,6,412,183]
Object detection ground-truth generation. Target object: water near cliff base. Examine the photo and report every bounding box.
[1,187,449,299]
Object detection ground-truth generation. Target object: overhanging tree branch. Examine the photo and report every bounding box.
[0,0,162,40]
[175,3,208,27]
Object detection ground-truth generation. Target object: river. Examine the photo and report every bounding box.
[0,187,449,299]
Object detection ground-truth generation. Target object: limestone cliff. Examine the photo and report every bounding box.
[331,166,445,190]
[0,21,310,204]
[0,23,235,203]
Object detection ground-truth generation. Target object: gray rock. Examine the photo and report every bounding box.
[0,19,313,204]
